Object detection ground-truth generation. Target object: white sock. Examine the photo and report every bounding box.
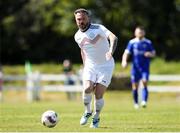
[94,98,104,119]
[83,93,92,113]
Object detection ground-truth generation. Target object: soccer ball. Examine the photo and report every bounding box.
[41,110,59,128]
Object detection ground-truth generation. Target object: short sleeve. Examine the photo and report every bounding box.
[125,41,133,54]
[99,24,111,38]
[74,32,82,49]
[74,33,78,43]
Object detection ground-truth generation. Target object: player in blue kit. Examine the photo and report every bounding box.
[121,26,155,109]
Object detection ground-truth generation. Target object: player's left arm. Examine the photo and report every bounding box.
[144,41,156,58]
[144,50,156,58]
[99,24,118,60]
[106,32,118,60]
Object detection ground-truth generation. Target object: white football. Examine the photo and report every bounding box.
[41,110,59,128]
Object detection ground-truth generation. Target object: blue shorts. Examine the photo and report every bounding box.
[131,69,149,83]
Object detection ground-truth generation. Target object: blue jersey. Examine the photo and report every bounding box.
[125,38,155,72]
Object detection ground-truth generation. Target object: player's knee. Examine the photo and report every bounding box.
[84,88,92,93]
[132,87,138,90]
[142,80,148,87]
[95,93,103,99]
[84,85,93,93]
[132,83,138,90]
[83,81,94,93]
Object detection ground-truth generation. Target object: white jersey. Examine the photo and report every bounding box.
[74,23,114,67]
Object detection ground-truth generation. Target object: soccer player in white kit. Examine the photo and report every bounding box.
[74,8,118,128]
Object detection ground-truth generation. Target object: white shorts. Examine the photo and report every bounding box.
[83,61,114,87]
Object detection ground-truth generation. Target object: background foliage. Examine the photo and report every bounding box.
[1,0,180,64]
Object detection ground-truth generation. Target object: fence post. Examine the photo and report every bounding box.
[26,71,41,102]
[33,71,41,101]
[27,72,34,102]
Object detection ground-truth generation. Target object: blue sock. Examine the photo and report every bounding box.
[142,87,148,102]
[132,89,138,104]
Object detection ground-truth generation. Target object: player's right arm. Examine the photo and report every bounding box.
[121,41,132,68]
[81,49,85,66]
[121,51,129,68]
[74,32,85,66]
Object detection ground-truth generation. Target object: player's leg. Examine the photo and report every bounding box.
[90,83,106,128]
[132,82,139,109]
[131,71,141,109]
[94,84,106,119]
[83,80,94,113]
[141,72,149,107]
[80,80,94,125]
[141,80,148,107]
[90,65,114,128]
[80,67,96,125]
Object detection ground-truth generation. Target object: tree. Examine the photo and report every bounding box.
[1,0,180,64]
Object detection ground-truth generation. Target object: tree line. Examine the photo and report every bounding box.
[1,0,180,64]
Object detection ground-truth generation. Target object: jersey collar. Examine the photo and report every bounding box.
[135,37,146,41]
[80,23,91,32]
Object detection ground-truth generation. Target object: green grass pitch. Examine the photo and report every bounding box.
[0,91,180,132]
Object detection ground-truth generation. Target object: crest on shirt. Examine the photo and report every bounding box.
[143,44,147,48]
[88,32,95,39]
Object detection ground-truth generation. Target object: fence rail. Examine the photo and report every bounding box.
[1,73,83,101]
[148,74,180,92]
[150,74,180,81]
[3,74,79,81]
[2,74,180,93]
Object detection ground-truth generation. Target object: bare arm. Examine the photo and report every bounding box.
[121,51,130,68]
[106,32,118,60]
[144,51,156,58]
[108,33,118,55]
[81,50,85,66]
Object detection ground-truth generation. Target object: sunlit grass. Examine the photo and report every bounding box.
[0,91,180,132]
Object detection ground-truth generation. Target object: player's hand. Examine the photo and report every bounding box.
[144,52,153,58]
[106,51,112,60]
[121,60,128,68]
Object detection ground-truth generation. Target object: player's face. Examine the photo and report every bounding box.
[134,28,145,39]
[75,12,90,31]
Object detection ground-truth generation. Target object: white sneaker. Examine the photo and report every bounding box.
[141,101,147,108]
[80,113,92,125]
[134,104,139,109]
[90,118,100,128]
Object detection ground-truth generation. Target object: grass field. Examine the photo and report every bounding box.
[1,91,180,132]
